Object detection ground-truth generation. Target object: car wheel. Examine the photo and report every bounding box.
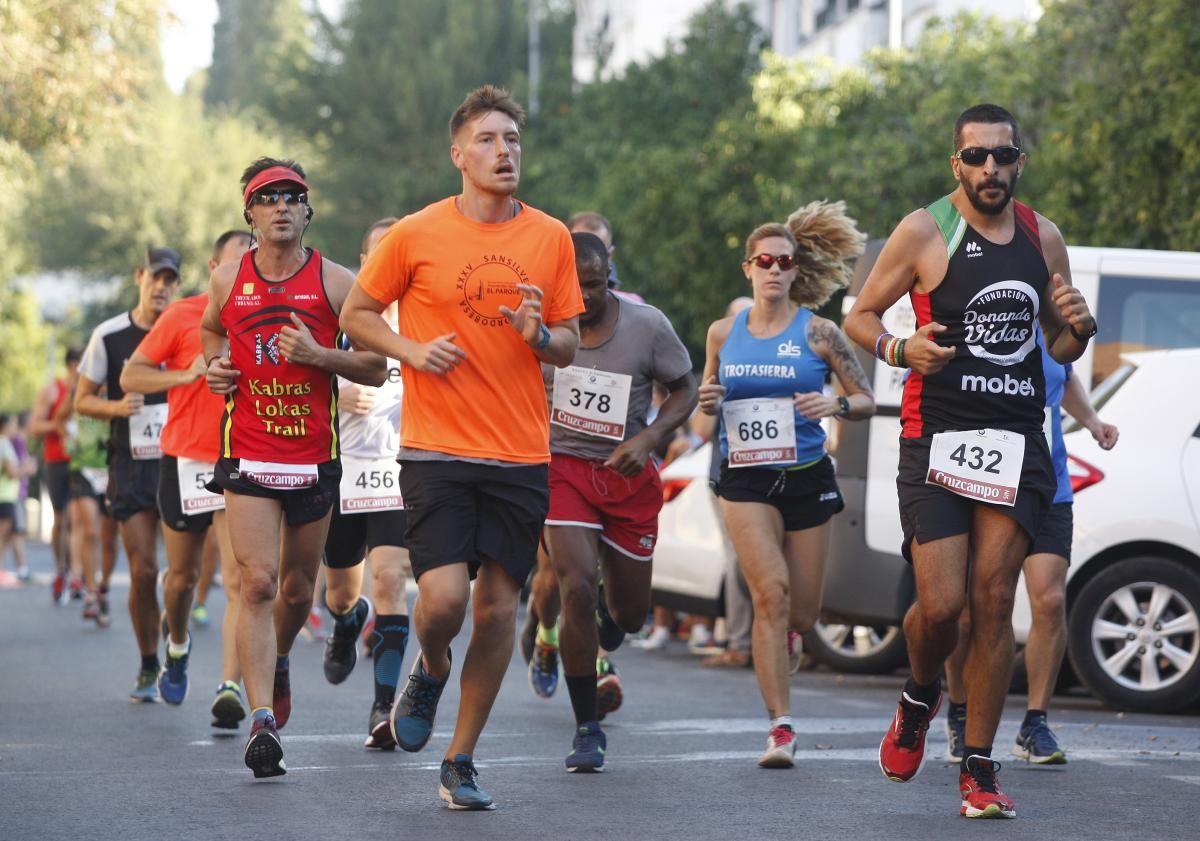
[1067,556,1200,713]
[803,621,908,674]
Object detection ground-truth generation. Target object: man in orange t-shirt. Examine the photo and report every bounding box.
[122,230,250,722]
[343,85,583,810]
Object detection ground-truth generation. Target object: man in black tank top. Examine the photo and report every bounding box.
[844,104,1098,820]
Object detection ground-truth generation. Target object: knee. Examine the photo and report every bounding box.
[421,591,468,631]
[751,582,789,625]
[919,594,966,628]
[169,565,200,592]
[1030,583,1066,623]
[559,571,598,616]
[473,595,517,633]
[240,568,278,606]
[128,560,159,590]
[278,574,315,610]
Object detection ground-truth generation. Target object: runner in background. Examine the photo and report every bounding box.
[122,230,252,720]
[29,348,82,601]
[77,247,182,700]
[533,231,696,772]
[700,203,875,769]
[319,217,413,752]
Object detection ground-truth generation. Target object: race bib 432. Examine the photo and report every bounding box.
[926,428,1025,506]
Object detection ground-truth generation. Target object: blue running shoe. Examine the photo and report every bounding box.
[130,669,159,703]
[211,681,246,730]
[158,634,192,706]
[439,754,495,810]
[528,639,559,699]
[595,585,625,652]
[390,651,450,753]
[1012,715,1067,765]
[565,721,607,772]
[945,701,966,761]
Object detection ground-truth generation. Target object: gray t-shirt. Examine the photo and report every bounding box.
[543,295,692,461]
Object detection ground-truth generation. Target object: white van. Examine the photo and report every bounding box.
[822,245,1200,712]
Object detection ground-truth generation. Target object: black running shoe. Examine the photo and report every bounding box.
[565,721,607,773]
[244,714,286,779]
[519,606,538,665]
[364,701,396,751]
[323,596,373,685]
[439,754,494,810]
[596,585,626,652]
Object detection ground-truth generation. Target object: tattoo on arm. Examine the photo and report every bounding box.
[809,319,872,394]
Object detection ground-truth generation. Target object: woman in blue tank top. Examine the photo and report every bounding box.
[698,204,876,769]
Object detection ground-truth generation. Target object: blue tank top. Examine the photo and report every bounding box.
[718,307,829,466]
[1039,331,1073,504]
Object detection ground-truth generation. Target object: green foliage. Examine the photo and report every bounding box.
[28,91,312,304]
[0,286,54,411]
[1033,0,1200,249]
[205,0,313,120]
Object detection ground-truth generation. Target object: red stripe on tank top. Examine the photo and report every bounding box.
[1013,201,1041,255]
[900,289,935,439]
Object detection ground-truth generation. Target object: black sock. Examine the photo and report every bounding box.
[948,700,967,717]
[565,673,598,726]
[1022,708,1047,728]
[961,745,992,772]
[141,654,159,673]
[902,676,941,707]
[370,614,410,708]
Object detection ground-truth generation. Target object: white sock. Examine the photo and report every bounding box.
[770,715,794,730]
[168,638,189,658]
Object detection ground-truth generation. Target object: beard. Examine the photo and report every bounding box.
[963,174,1015,215]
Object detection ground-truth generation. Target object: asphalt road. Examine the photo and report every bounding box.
[3,542,1199,841]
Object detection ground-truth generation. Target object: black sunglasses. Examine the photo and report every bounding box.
[746,253,797,271]
[250,190,308,207]
[955,146,1021,166]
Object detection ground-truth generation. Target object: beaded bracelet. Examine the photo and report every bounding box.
[875,333,908,368]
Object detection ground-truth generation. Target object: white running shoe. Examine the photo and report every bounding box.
[758,725,797,768]
[631,625,671,650]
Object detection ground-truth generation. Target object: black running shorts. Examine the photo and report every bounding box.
[158,455,214,534]
[399,459,549,584]
[208,458,339,527]
[106,450,160,522]
[324,506,408,569]
[1030,501,1073,562]
[44,460,71,512]
[717,455,844,532]
[896,433,1055,564]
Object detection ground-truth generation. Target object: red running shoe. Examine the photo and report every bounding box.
[273,662,292,729]
[52,573,66,604]
[878,688,942,782]
[960,755,1016,818]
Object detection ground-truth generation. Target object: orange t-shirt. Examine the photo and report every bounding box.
[135,293,224,462]
[356,197,584,463]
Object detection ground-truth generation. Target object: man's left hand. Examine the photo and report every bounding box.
[499,284,545,346]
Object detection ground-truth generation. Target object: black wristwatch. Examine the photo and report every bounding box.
[1069,319,1098,342]
[836,396,850,418]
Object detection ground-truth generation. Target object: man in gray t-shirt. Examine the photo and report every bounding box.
[528,232,697,773]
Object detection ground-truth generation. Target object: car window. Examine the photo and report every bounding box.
[1094,275,1200,388]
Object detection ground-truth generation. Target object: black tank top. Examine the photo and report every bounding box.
[900,196,1048,438]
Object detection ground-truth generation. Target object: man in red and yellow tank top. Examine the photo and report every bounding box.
[343,86,584,810]
[201,158,386,779]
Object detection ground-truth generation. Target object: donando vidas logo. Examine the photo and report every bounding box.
[777,339,803,358]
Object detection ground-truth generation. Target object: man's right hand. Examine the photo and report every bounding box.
[119,392,145,417]
[406,333,467,375]
[206,356,240,395]
[338,383,377,415]
[902,322,956,375]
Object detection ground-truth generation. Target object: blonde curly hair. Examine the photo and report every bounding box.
[784,200,867,309]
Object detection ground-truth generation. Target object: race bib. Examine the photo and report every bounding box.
[238,459,318,490]
[551,365,633,442]
[130,403,168,460]
[339,456,403,514]
[81,467,108,496]
[177,458,224,515]
[722,397,796,468]
[927,428,1025,506]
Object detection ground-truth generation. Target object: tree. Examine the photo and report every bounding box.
[205,0,314,120]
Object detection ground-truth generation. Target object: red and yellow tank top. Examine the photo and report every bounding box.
[219,248,340,463]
